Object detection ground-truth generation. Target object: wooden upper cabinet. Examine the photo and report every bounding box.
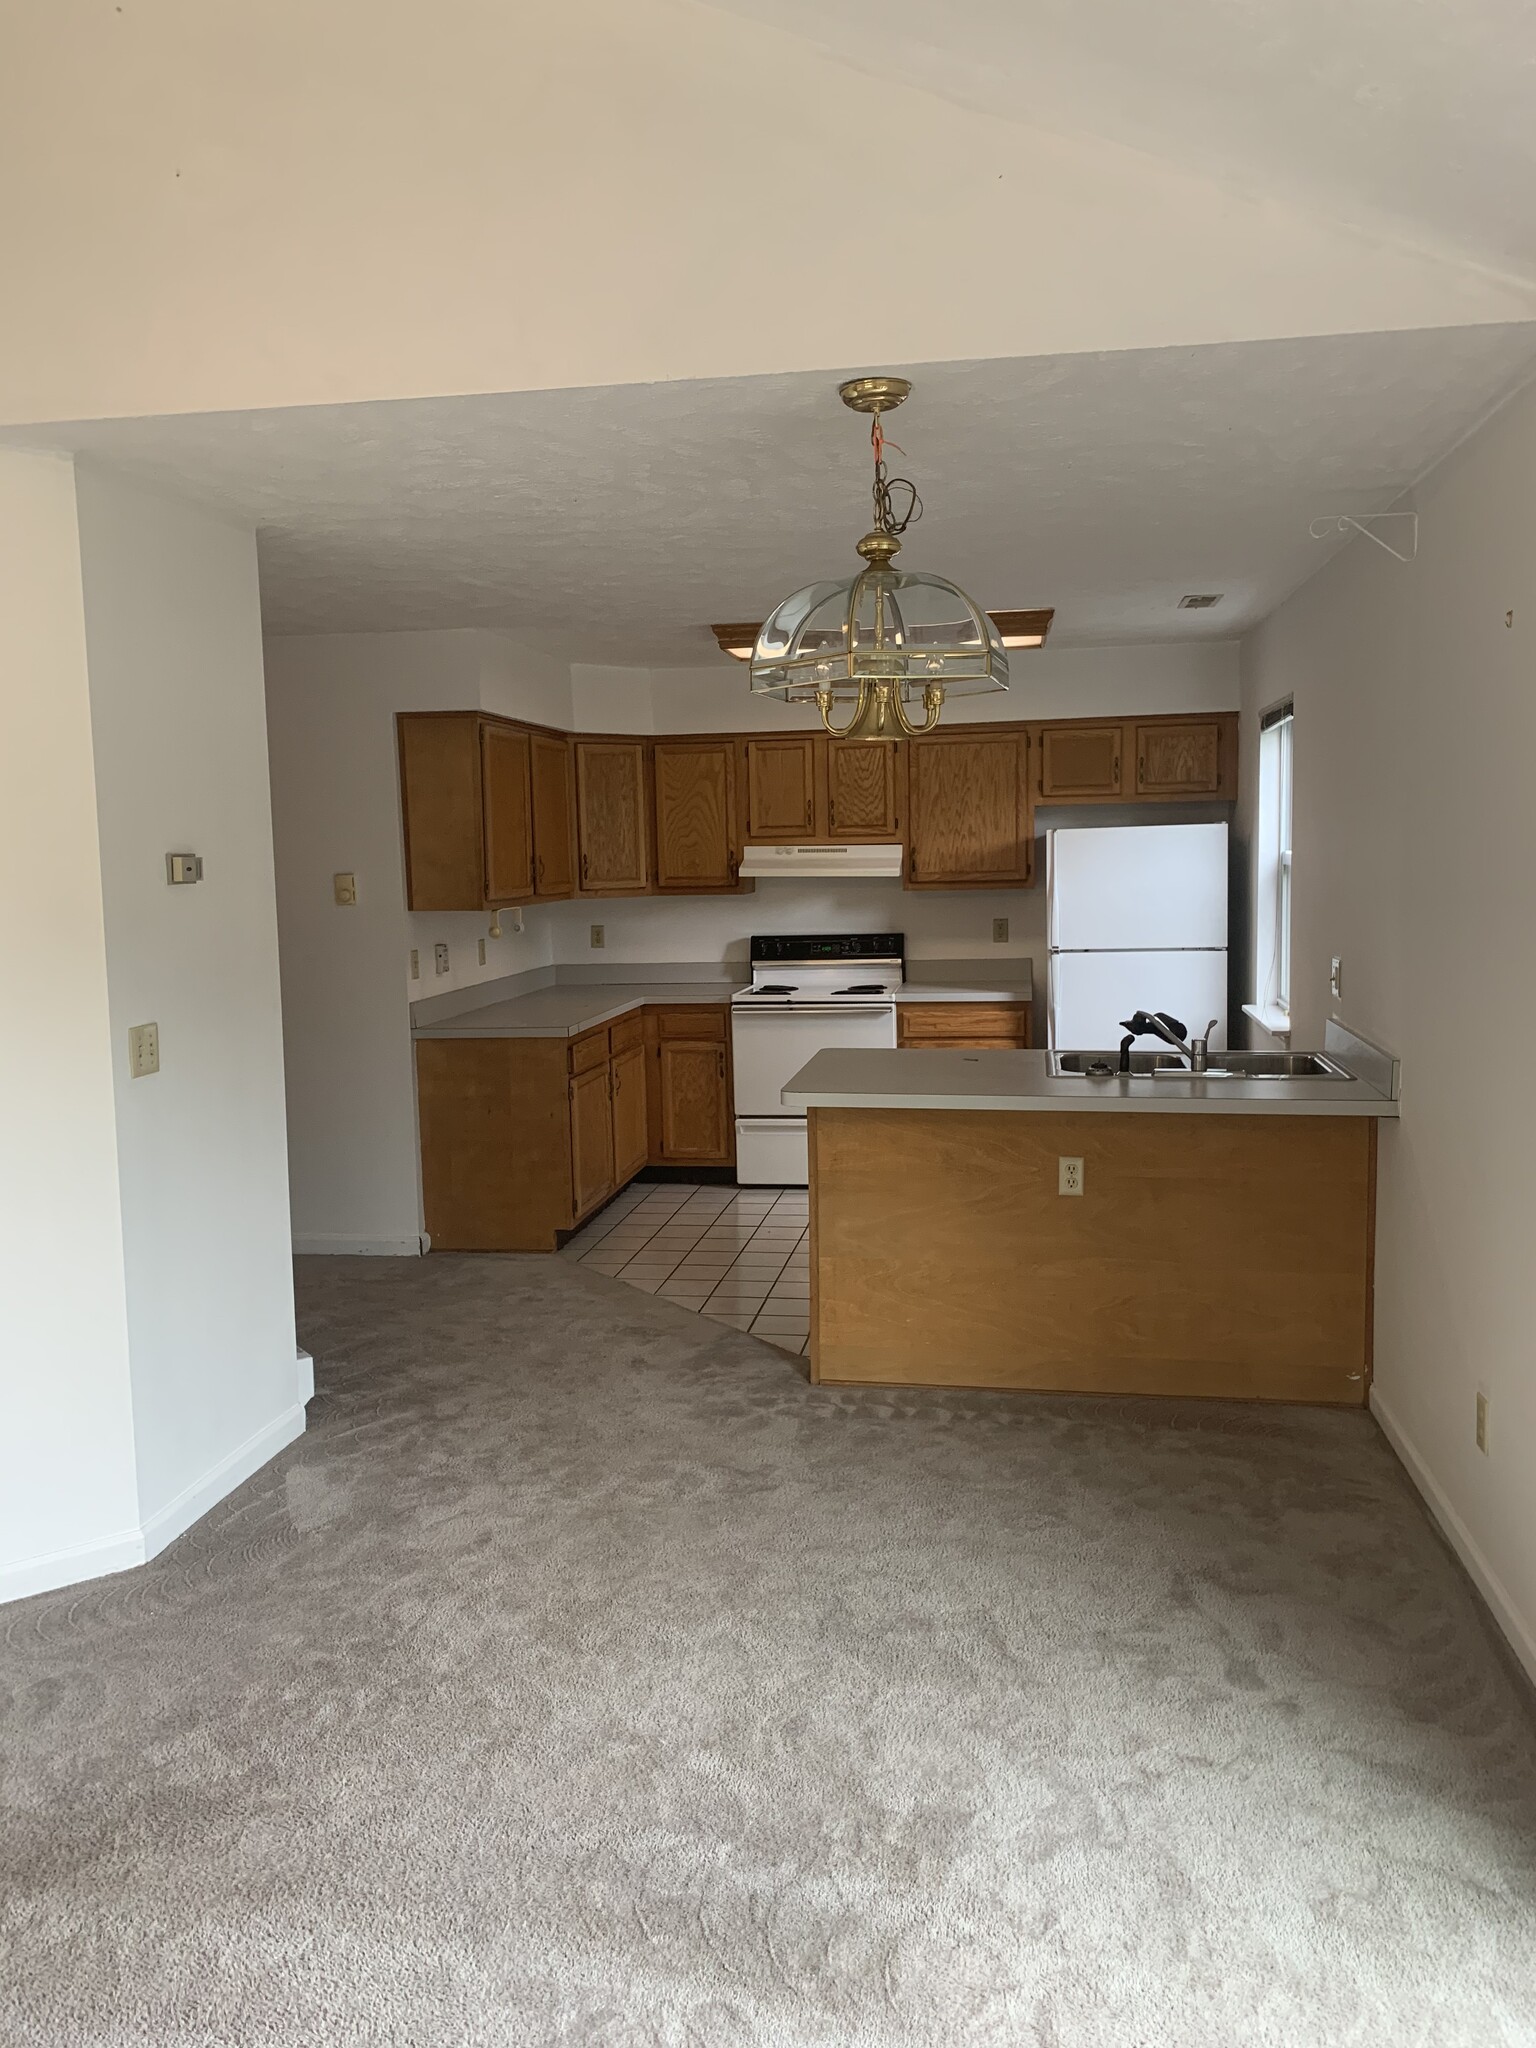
[575,739,649,895]
[743,737,817,841]
[826,738,903,839]
[1039,724,1123,802]
[480,722,534,903]
[653,740,738,891]
[1133,718,1226,797]
[529,731,576,898]
[907,730,1033,887]
[398,713,486,911]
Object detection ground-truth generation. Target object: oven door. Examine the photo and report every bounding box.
[730,1003,897,1117]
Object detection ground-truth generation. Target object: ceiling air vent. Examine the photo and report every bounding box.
[1177,593,1223,610]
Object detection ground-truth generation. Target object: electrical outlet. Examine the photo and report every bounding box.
[333,872,357,906]
[1058,1156,1083,1197]
[992,916,1009,944]
[410,949,420,980]
[128,1022,160,1078]
[434,942,450,976]
[1330,957,1343,1001]
[590,923,605,949]
[1476,1388,1489,1455]
[477,938,487,965]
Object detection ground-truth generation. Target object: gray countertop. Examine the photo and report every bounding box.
[412,982,745,1039]
[412,976,1031,1040]
[781,1046,1400,1117]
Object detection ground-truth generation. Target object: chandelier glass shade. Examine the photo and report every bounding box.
[748,378,1008,741]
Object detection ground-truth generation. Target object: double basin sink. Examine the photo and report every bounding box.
[1050,1049,1353,1081]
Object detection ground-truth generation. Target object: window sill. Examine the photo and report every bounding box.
[1242,1001,1291,1044]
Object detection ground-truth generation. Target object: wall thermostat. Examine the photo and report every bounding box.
[166,853,204,884]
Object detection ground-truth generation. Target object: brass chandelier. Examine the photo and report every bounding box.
[748,376,1009,741]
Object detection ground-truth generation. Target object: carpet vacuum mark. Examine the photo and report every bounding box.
[4,1253,1536,2046]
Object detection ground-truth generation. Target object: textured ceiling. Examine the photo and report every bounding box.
[702,0,1536,280]
[11,328,1536,656]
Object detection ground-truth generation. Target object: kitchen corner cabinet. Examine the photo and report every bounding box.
[575,738,650,894]
[653,740,741,892]
[416,1004,731,1253]
[907,729,1033,888]
[399,711,575,910]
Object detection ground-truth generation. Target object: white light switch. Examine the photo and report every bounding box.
[333,872,357,906]
[129,1022,160,1078]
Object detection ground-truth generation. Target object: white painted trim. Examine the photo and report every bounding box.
[1371,1388,1536,1689]
[139,1404,307,1560]
[1,1401,308,1606]
[293,1234,423,1256]
[0,1527,147,1606]
[296,1348,315,1404]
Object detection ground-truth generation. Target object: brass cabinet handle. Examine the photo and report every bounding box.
[536,854,545,884]
[717,1050,725,1078]
[580,851,589,883]
[804,796,813,825]
[827,798,836,829]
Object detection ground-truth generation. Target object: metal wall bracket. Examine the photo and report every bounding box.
[1308,511,1419,563]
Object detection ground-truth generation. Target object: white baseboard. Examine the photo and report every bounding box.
[0,1526,147,1606]
[292,1234,424,1256]
[1371,1387,1536,1689]
[140,1404,307,1560]
[296,1348,315,1404]
[2,1402,307,1607]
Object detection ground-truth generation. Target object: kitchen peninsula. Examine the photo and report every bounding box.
[784,1026,1399,1407]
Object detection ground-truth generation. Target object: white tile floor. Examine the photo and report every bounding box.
[560,1181,810,1355]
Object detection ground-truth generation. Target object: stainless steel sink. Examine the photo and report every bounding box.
[1049,1049,1354,1081]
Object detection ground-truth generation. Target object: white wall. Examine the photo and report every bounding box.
[1235,377,1536,1681]
[1,451,303,1602]
[0,450,141,1593]
[4,0,1532,428]
[75,465,300,1532]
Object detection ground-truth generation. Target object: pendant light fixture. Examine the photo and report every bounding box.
[748,377,1009,741]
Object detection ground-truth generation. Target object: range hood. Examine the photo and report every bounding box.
[739,843,904,880]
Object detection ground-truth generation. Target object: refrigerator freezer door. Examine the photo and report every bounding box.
[1048,823,1228,952]
[1050,949,1228,1052]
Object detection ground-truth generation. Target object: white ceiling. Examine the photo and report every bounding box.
[11,326,1536,658]
[702,0,1536,281]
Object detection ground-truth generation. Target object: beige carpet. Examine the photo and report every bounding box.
[4,1251,1536,2046]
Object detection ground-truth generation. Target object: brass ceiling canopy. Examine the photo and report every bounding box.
[747,376,1011,741]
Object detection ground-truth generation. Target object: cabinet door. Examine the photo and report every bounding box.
[575,739,649,894]
[530,732,577,898]
[744,737,817,841]
[907,731,1032,887]
[1039,724,1123,801]
[826,739,902,839]
[569,1062,614,1217]
[655,1040,730,1162]
[1134,720,1223,797]
[398,712,485,910]
[653,741,738,891]
[480,722,534,902]
[610,1043,648,1185]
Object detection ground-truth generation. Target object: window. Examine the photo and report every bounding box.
[1253,703,1294,1033]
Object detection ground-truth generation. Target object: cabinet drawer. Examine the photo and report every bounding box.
[900,1033,1028,1051]
[652,1005,727,1041]
[568,1026,610,1075]
[608,1009,644,1054]
[897,1003,1030,1040]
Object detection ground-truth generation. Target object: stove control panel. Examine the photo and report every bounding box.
[749,932,904,965]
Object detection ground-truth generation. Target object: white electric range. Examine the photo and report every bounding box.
[730,933,903,1184]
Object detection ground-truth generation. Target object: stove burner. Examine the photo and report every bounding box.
[836,984,886,994]
[750,984,798,995]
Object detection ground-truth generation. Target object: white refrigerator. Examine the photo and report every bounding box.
[1047,823,1229,1050]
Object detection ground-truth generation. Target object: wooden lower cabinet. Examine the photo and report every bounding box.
[611,1042,649,1183]
[569,1061,615,1220]
[417,1002,734,1251]
[897,1001,1032,1048]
